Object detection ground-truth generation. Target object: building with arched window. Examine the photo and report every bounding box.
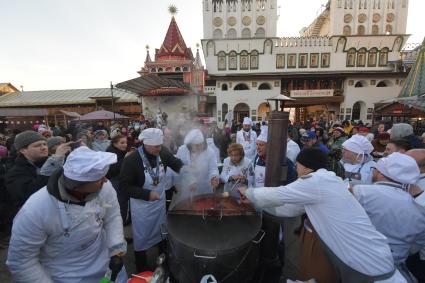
[201,0,412,124]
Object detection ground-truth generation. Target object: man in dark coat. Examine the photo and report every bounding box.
[5,131,70,208]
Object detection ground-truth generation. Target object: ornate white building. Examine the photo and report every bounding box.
[201,0,411,124]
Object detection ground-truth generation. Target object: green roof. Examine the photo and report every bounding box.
[399,38,425,98]
[0,88,138,107]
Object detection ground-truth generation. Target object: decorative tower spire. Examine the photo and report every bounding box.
[155,5,193,61]
[168,4,178,17]
[194,43,203,70]
[144,45,152,63]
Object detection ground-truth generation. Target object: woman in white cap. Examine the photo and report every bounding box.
[176,128,219,195]
[352,153,425,283]
[220,143,253,198]
[236,117,257,161]
[7,146,127,283]
[340,134,376,185]
[119,127,185,272]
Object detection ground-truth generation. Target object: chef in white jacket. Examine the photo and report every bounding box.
[220,143,253,198]
[176,129,219,196]
[286,137,300,163]
[7,146,127,283]
[236,117,257,161]
[239,147,405,283]
[341,134,376,185]
[406,149,425,208]
[353,153,425,283]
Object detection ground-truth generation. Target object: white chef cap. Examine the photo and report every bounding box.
[342,135,374,155]
[243,117,252,125]
[184,129,204,145]
[63,146,117,182]
[374,152,420,185]
[138,128,163,146]
[257,126,268,142]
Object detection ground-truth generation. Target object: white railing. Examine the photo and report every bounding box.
[274,36,332,47]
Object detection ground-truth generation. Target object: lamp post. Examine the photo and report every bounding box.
[110,82,116,122]
[257,93,294,283]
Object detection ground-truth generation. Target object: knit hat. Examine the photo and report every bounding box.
[390,123,413,140]
[296,147,328,171]
[47,137,64,149]
[14,130,46,151]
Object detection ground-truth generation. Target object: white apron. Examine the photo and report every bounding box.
[223,161,251,198]
[44,200,127,283]
[254,159,266,188]
[130,157,166,251]
[240,131,256,161]
[342,159,375,186]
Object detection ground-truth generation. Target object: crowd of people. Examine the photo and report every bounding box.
[0,114,425,283]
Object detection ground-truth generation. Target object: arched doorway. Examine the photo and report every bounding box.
[257,102,270,121]
[234,103,250,124]
[352,101,366,121]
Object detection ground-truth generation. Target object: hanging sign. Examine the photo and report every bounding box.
[290,89,334,98]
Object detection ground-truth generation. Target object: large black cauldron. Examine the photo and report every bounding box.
[166,194,263,283]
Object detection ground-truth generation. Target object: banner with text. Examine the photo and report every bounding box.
[290,89,334,98]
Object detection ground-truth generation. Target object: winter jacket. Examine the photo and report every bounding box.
[106,145,126,180]
[5,155,50,208]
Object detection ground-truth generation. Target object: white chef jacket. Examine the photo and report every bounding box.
[236,129,257,161]
[245,169,397,280]
[220,157,252,183]
[286,138,300,163]
[415,174,425,209]
[176,145,219,195]
[7,182,126,283]
[353,182,425,264]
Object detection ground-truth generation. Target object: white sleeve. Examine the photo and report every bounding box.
[265,203,306,217]
[352,185,371,206]
[6,208,54,283]
[236,132,242,144]
[39,155,65,176]
[208,151,219,179]
[415,192,425,208]
[246,176,322,208]
[220,158,231,183]
[101,183,127,256]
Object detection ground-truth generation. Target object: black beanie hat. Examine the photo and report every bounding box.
[296,147,328,171]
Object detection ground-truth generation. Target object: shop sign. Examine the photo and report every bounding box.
[290,89,334,98]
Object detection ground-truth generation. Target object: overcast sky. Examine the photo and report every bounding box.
[1,0,423,91]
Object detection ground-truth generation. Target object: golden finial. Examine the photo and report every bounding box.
[145,44,150,50]
[168,4,178,16]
